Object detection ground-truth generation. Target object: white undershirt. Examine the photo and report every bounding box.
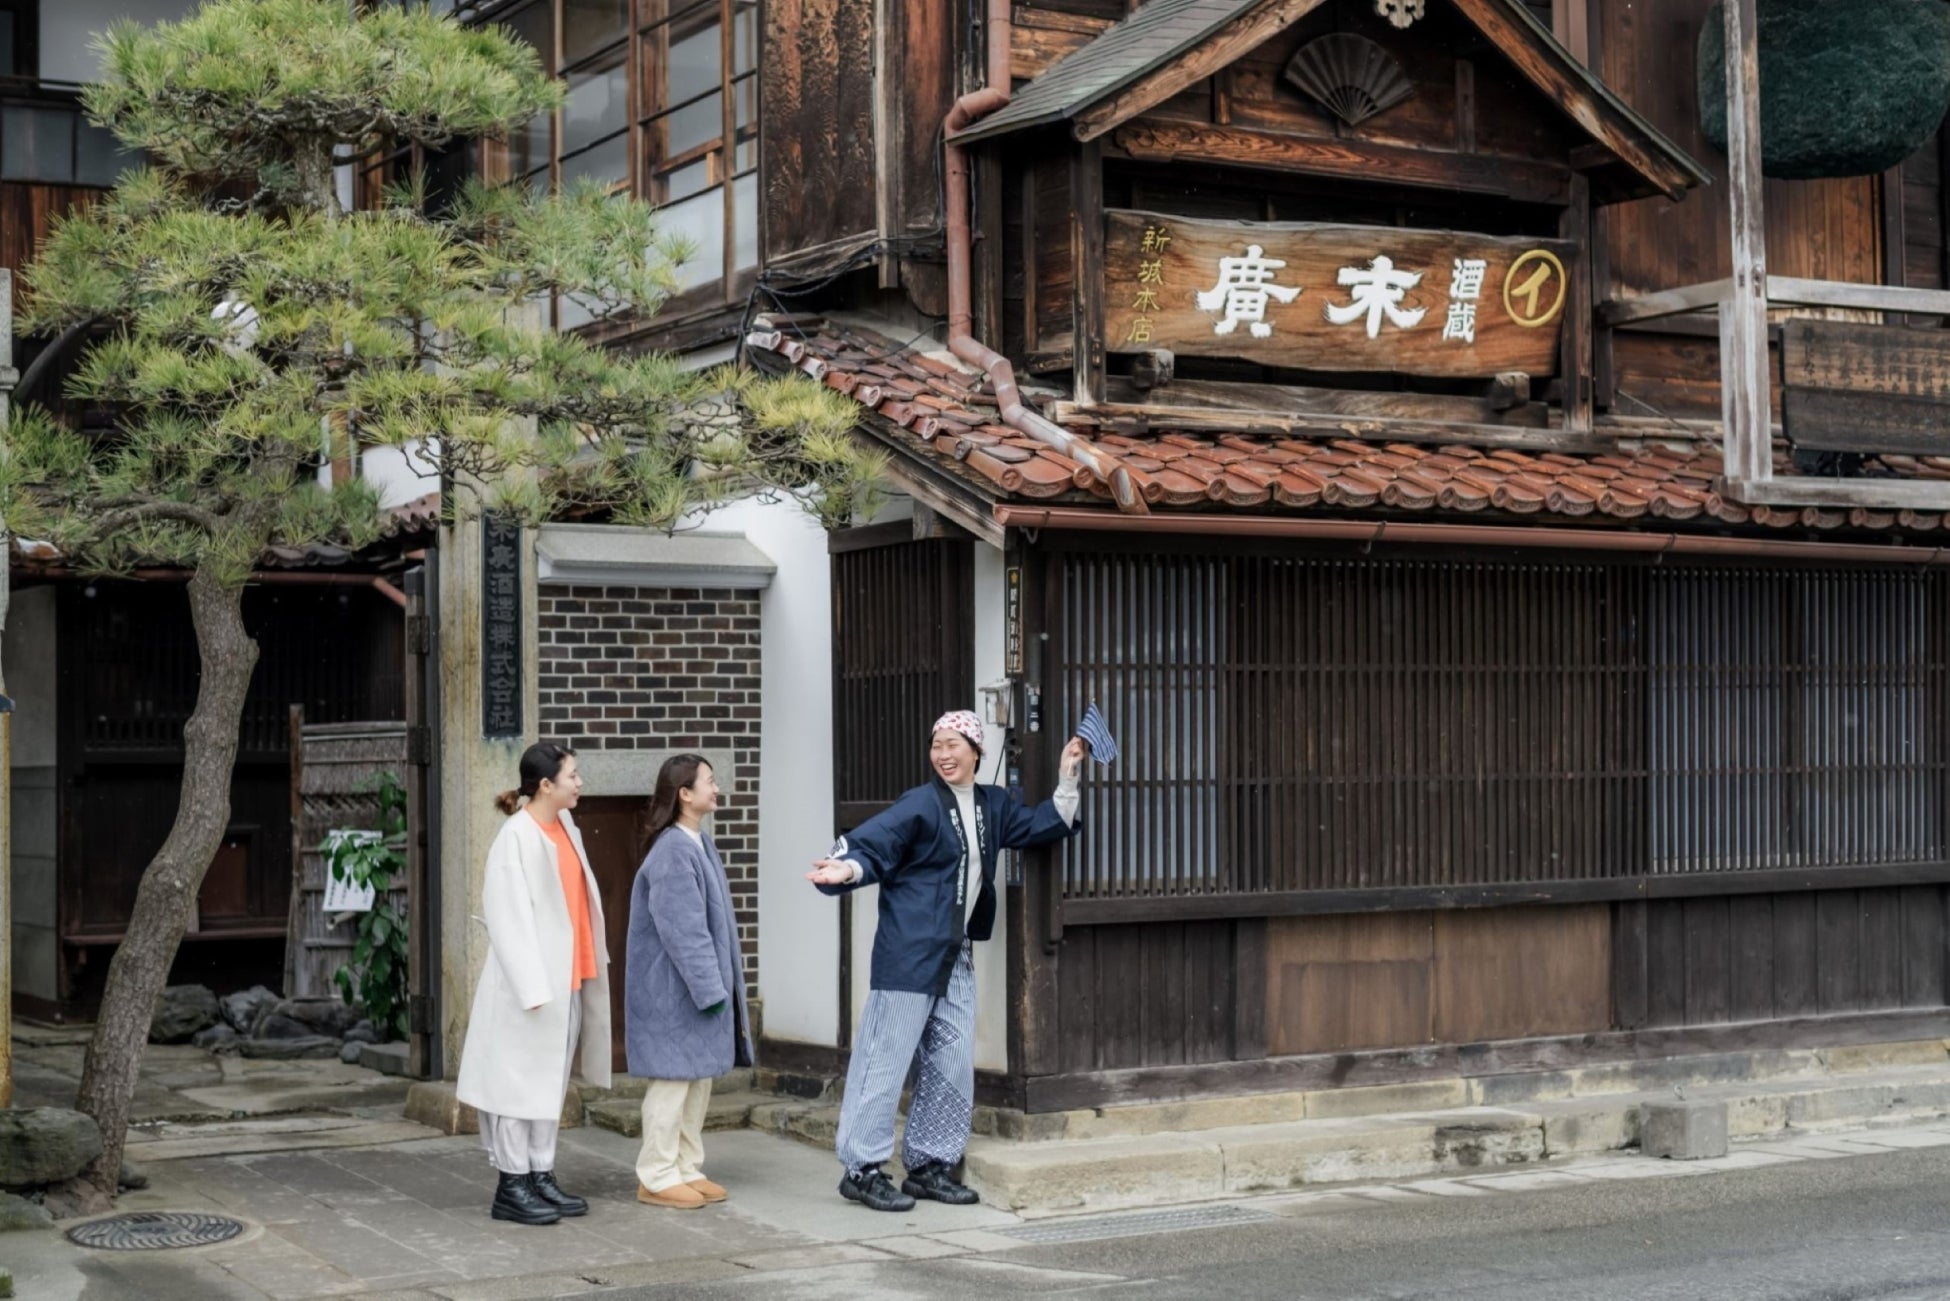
[678,824,704,846]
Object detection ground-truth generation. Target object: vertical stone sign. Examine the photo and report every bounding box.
[481,515,522,740]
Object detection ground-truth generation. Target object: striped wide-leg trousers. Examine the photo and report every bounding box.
[835,943,977,1175]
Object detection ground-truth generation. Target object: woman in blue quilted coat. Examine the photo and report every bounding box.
[625,753,751,1210]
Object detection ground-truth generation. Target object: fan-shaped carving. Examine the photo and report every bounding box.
[1284,33,1415,127]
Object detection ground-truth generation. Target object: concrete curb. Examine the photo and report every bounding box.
[569,1039,1950,1214]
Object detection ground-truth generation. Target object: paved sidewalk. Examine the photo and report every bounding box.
[11,1111,1950,1299]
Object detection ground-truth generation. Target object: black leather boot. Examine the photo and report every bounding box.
[838,1165,916,1212]
[902,1162,980,1205]
[530,1170,588,1217]
[491,1172,562,1225]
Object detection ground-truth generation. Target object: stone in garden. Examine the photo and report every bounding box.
[0,1193,50,1232]
[0,1108,103,1189]
[220,985,281,1034]
[192,1023,240,1053]
[343,1019,381,1046]
[358,1042,411,1077]
[239,1036,342,1060]
[250,1013,314,1041]
[255,998,359,1040]
[149,984,220,1044]
[118,1159,150,1191]
[339,1041,365,1064]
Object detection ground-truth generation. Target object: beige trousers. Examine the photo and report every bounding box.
[635,1078,713,1193]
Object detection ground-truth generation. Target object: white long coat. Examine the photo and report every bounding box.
[455,809,613,1119]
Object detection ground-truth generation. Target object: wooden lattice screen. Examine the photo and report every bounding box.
[286,720,410,999]
[1052,548,1950,907]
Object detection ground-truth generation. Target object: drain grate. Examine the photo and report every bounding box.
[68,1211,246,1251]
[996,1203,1275,1245]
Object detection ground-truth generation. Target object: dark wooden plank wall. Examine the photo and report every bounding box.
[759,0,879,264]
[1594,0,1880,301]
[1902,129,1943,304]
[1,181,104,310]
[1615,887,1950,1029]
[1053,920,1241,1073]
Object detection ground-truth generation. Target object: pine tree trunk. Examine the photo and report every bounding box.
[71,567,259,1207]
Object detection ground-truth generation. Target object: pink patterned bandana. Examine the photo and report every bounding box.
[931,710,984,755]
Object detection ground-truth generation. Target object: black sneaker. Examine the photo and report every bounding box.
[530,1170,588,1217]
[839,1165,916,1212]
[490,1172,562,1226]
[902,1162,979,1205]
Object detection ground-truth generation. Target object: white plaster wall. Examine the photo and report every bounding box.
[39,0,200,83]
[698,496,841,1047]
[361,441,442,509]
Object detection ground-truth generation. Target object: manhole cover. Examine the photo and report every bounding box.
[68,1211,246,1251]
[996,1203,1274,1245]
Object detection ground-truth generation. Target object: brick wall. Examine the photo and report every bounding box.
[537,585,763,995]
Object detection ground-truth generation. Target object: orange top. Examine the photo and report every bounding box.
[532,812,599,990]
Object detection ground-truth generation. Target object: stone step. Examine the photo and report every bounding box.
[583,1090,761,1139]
[960,1062,1950,1215]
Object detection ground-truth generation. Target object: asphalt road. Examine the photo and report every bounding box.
[575,1145,1950,1301]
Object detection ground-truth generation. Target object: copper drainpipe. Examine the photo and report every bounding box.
[942,1,1149,514]
[991,505,1950,566]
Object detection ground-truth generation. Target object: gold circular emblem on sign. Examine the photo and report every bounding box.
[1502,250,1568,329]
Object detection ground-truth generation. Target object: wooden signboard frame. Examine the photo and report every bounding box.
[1102,209,1579,380]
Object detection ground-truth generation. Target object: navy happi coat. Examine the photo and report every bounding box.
[818,778,1079,995]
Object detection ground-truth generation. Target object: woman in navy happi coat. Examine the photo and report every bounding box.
[809,710,1085,1212]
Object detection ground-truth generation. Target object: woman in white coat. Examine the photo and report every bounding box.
[455,742,613,1226]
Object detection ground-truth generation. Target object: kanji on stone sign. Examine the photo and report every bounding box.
[1196,243,1303,338]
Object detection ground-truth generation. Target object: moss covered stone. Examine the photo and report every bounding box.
[1700,0,1950,179]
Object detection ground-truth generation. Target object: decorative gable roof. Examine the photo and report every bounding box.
[953,0,1708,202]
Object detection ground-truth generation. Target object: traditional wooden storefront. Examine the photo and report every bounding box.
[752,0,1950,1108]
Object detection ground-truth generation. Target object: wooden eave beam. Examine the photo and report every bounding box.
[1721,478,1950,513]
[846,418,1008,547]
[1110,119,1573,205]
[1446,0,1705,202]
[1049,399,1628,454]
[1071,0,1328,143]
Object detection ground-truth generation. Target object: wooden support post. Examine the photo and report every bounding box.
[1720,0,1771,487]
[1560,174,1594,433]
[1071,140,1107,407]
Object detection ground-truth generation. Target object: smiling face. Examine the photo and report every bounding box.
[537,753,583,811]
[678,762,721,819]
[931,730,980,785]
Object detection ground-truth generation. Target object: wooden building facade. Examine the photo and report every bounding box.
[748,0,1950,1109]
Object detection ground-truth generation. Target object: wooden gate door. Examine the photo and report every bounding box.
[574,795,648,1073]
[829,524,974,1045]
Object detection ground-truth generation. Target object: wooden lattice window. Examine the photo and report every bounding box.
[1051,544,1950,909]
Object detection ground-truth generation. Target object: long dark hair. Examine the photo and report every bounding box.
[493,742,576,815]
[644,753,711,846]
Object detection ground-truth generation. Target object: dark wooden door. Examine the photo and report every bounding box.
[574,794,648,1073]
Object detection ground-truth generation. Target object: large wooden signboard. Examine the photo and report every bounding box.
[1103,210,1578,379]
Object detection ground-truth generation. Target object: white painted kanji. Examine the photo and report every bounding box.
[1324,256,1427,338]
[1442,300,1478,344]
[1375,0,1424,29]
[1195,244,1302,338]
[1448,258,1489,302]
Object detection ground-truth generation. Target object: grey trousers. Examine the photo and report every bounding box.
[835,943,977,1175]
[479,995,581,1175]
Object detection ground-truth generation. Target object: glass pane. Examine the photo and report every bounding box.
[664,91,720,160]
[662,157,711,202]
[732,172,756,273]
[734,2,757,73]
[0,15,16,78]
[666,16,721,108]
[502,2,553,70]
[509,111,551,180]
[736,137,754,173]
[563,0,628,65]
[563,54,627,156]
[658,187,724,290]
[75,122,134,187]
[1,107,74,183]
[560,131,628,188]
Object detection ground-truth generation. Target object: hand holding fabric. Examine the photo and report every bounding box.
[1060,736,1086,781]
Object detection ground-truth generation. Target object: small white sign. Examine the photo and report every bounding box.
[321,830,380,913]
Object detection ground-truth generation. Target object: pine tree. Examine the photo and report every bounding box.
[0,0,876,1206]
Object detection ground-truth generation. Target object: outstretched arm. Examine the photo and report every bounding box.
[997,737,1088,850]
[808,799,919,894]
